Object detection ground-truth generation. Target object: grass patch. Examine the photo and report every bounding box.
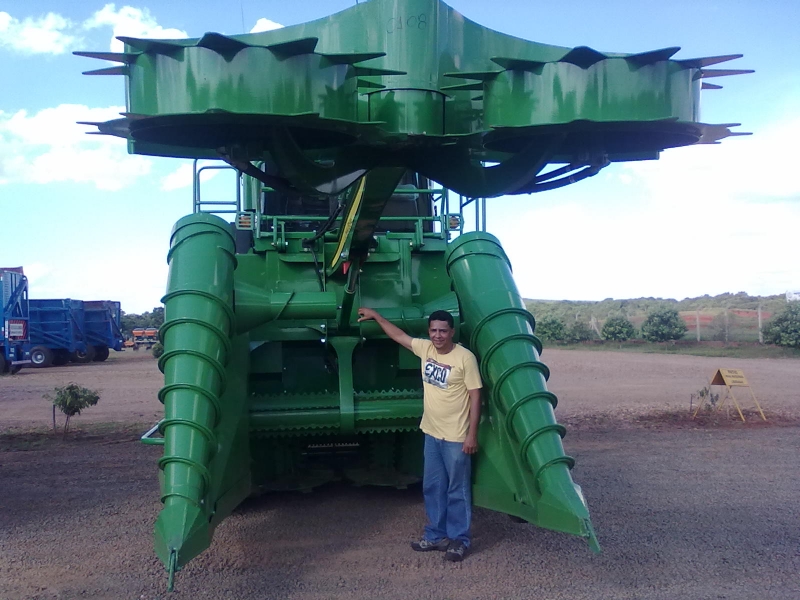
[0,421,154,452]
[545,341,800,359]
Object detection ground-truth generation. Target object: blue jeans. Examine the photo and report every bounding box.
[422,434,472,547]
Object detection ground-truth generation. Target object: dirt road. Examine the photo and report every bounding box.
[1,349,799,599]
[1,352,163,431]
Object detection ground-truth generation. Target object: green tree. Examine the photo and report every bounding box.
[764,303,800,348]
[566,320,595,343]
[641,306,688,342]
[601,316,636,341]
[524,293,787,331]
[46,383,100,434]
[535,316,567,341]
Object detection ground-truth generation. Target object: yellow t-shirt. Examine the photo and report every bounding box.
[411,338,482,443]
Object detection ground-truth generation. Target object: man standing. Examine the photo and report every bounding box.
[357,307,482,562]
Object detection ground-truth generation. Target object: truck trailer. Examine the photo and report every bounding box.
[26,299,92,367]
[83,300,125,361]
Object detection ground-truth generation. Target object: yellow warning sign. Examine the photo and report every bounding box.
[710,368,749,387]
[695,368,766,422]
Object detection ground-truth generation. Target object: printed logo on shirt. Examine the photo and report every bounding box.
[423,358,452,389]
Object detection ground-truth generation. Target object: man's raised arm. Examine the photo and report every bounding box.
[357,307,414,351]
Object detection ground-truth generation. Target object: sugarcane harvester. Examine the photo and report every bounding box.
[76,0,749,587]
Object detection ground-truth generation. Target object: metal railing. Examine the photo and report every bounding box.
[253,213,464,251]
[192,159,242,215]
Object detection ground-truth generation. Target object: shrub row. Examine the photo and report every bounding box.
[534,304,800,348]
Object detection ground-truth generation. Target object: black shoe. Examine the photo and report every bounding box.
[445,540,468,562]
[411,538,449,552]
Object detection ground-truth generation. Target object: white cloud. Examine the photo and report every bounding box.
[161,164,195,191]
[617,173,633,185]
[0,5,192,56]
[495,116,800,301]
[0,11,77,54]
[624,118,800,203]
[160,161,220,191]
[20,262,52,287]
[501,193,800,301]
[24,248,169,314]
[0,104,152,191]
[84,4,188,53]
[250,18,284,33]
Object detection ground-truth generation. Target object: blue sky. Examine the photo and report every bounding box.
[1,1,798,313]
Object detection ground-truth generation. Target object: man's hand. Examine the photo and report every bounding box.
[357,307,379,322]
[357,307,413,350]
[463,388,481,455]
[462,433,478,455]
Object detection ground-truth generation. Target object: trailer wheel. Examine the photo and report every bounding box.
[71,345,96,363]
[0,354,7,374]
[93,345,110,362]
[30,346,54,368]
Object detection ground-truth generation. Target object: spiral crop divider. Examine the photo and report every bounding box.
[533,456,577,493]
[468,307,538,353]
[490,361,551,408]
[503,391,560,427]
[157,456,213,504]
[157,214,236,508]
[478,332,544,383]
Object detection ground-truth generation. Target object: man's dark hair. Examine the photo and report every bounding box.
[428,310,454,329]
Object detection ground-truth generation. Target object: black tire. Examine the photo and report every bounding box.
[30,346,54,368]
[52,350,70,366]
[71,345,96,363]
[0,353,7,374]
[93,345,110,362]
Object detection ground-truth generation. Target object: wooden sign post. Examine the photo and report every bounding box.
[694,368,766,422]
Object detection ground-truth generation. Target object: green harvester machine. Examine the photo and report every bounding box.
[76,0,749,589]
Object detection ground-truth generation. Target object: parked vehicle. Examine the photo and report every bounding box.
[26,299,91,367]
[0,267,30,373]
[131,327,159,350]
[84,300,124,361]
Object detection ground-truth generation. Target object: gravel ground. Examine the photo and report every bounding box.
[1,349,799,599]
[4,348,799,429]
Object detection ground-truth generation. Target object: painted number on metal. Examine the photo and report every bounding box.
[387,14,428,33]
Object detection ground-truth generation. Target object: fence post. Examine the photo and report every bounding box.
[695,310,701,342]
[723,308,729,343]
[758,301,764,344]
